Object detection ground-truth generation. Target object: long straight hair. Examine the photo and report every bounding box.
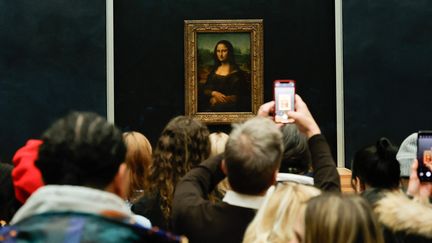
[243,182,321,243]
[304,194,384,243]
[123,131,152,202]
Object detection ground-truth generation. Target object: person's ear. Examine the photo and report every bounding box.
[221,159,228,176]
[271,170,278,185]
[111,163,129,199]
[351,176,364,193]
[262,170,278,196]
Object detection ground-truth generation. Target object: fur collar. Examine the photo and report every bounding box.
[374,192,432,238]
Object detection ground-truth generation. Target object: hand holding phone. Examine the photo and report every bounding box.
[274,80,295,123]
[286,94,321,138]
[417,131,432,182]
[407,159,432,201]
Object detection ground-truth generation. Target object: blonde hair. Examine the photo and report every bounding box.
[123,131,152,202]
[243,182,321,243]
[304,194,384,243]
[209,132,229,157]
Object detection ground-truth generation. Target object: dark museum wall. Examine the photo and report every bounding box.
[114,0,338,159]
[343,0,432,165]
[3,1,429,166]
[0,0,106,163]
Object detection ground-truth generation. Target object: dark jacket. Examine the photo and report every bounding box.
[0,163,21,224]
[172,134,340,243]
[172,154,255,243]
[308,134,341,192]
[132,191,169,230]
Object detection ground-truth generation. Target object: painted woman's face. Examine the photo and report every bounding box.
[216,43,229,62]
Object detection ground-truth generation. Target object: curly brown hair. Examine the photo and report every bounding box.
[148,116,210,222]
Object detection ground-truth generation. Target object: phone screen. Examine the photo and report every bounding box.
[417,131,432,182]
[274,80,295,123]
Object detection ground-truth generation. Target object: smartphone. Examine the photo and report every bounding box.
[274,80,296,123]
[417,131,432,182]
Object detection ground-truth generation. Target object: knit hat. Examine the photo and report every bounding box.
[12,139,44,203]
[396,133,417,177]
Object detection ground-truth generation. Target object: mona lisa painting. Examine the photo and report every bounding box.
[184,19,263,124]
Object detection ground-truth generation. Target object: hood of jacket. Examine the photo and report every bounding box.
[374,191,432,239]
[11,185,134,224]
[12,139,44,203]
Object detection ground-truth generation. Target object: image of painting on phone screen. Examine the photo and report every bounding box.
[274,81,295,123]
[417,132,432,181]
[278,94,292,111]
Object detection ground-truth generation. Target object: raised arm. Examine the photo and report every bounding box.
[171,154,225,233]
[287,95,341,192]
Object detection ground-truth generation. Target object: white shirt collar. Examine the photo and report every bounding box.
[277,172,314,185]
[222,190,265,210]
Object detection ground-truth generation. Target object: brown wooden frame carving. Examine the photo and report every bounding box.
[184,19,263,124]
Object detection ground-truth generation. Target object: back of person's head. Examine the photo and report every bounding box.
[209,132,229,157]
[123,131,152,202]
[243,182,321,243]
[149,116,210,220]
[225,117,283,195]
[152,116,210,172]
[280,124,311,174]
[0,162,21,224]
[305,194,384,243]
[351,137,400,191]
[36,111,126,190]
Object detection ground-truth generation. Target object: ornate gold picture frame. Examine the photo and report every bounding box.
[184,19,263,124]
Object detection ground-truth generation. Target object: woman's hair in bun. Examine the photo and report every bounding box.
[352,137,400,189]
[376,137,394,160]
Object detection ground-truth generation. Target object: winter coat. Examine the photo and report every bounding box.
[374,192,432,243]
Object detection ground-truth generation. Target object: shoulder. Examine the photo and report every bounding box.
[3,212,148,242]
[375,191,432,239]
[3,212,185,242]
[131,192,160,213]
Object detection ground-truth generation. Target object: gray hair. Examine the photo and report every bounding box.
[225,117,283,195]
[280,124,311,174]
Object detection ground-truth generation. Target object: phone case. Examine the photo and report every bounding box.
[417,131,432,182]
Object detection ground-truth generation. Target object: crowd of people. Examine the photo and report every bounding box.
[0,94,431,242]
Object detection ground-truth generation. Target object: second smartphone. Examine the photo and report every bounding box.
[417,131,432,182]
[274,80,296,123]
